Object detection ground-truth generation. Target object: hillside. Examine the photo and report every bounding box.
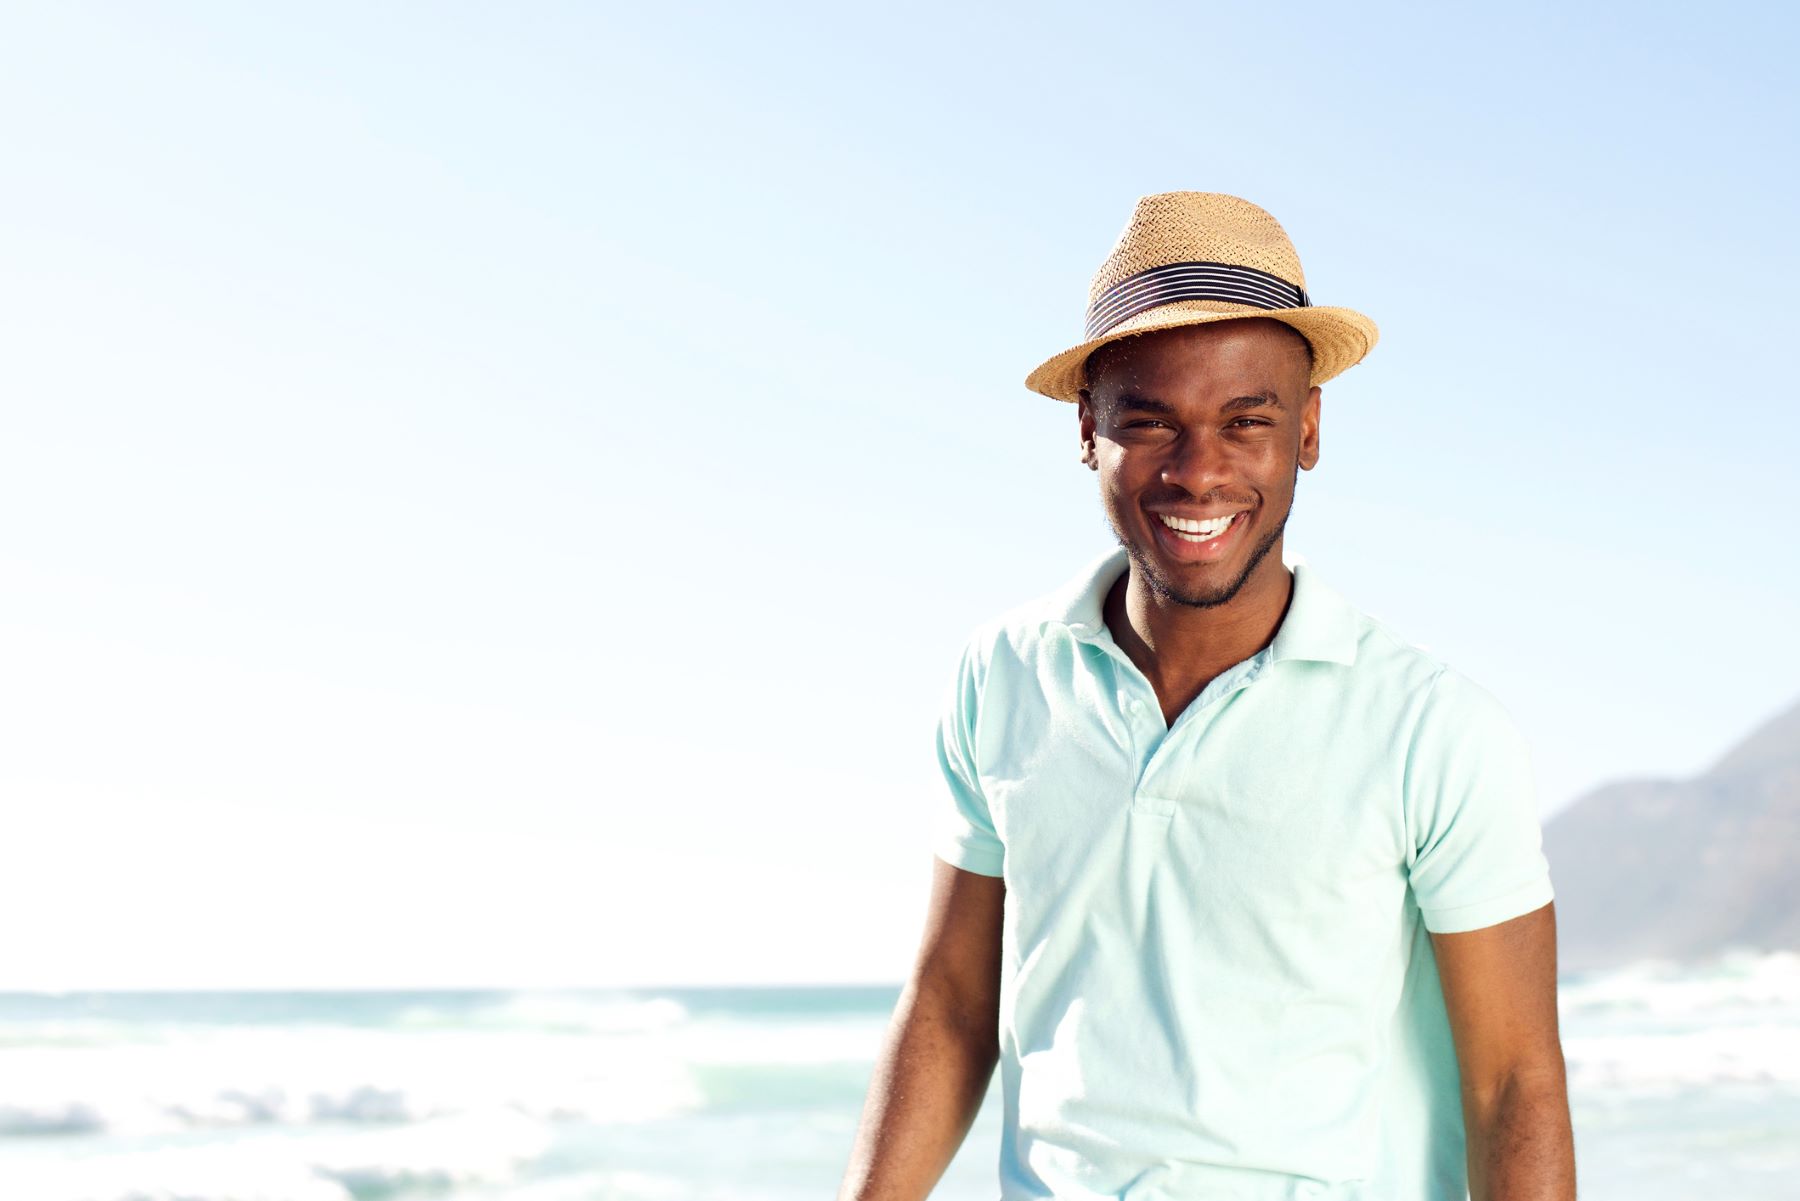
[1542,694,1800,973]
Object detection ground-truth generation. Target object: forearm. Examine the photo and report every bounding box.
[1462,1067,1577,1201]
[837,977,999,1201]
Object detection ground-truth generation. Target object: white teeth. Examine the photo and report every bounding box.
[1158,512,1238,541]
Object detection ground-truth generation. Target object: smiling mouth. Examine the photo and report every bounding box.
[1155,511,1246,545]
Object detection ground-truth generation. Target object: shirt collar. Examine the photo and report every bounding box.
[1036,545,1360,666]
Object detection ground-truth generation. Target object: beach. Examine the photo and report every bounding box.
[3,950,1796,1200]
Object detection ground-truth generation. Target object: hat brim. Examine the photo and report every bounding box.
[1023,300,1379,402]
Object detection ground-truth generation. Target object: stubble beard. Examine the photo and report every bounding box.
[1108,501,1291,610]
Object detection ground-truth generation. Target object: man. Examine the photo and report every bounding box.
[838,193,1575,1201]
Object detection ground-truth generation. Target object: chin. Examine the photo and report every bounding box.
[1120,514,1287,611]
[1158,567,1254,609]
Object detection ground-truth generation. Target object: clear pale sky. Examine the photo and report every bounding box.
[2,2,1795,989]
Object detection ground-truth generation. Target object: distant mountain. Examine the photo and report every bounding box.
[1542,694,1800,973]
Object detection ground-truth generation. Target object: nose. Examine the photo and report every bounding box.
[1160,426,1234,498]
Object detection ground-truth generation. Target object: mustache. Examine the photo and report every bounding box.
[1142,497,1256,510]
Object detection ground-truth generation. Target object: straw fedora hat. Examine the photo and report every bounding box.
[1024,192,1379,402]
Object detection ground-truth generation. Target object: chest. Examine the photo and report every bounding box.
[974,642,1410,926]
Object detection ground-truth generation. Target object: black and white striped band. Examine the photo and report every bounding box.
[1084,260,1311,340]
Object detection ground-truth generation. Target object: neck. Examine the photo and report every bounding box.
[1105,547,1294,690]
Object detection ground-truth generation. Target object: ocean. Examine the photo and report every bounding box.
[3,950,1797,1200]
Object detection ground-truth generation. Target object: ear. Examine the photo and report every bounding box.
[1298,385,1322,471]
[1077,391,1099,470]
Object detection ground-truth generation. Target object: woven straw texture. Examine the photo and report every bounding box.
[1024,192,1379,402]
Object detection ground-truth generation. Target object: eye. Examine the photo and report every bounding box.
[1124,419,1169,429]
[1229,417,1273,429]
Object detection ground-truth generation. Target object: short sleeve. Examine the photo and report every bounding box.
[1404,668,1555,933]
[931,633,1005,877]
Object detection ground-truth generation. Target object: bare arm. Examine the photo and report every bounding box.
[837,857,1005,1201]
[1430,900,1576,1201]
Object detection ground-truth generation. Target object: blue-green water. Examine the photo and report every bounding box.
[2,953,1797,1199]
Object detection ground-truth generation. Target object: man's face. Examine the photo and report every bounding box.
[1077,318,1322,610]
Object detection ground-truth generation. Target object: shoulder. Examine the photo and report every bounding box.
[1325,581,1521,744]
[1412,663,1528,754]
[1356,624,1527,770]
[955,596,1056,685]
[1346,596,1443,679]
[954,553,1110,676]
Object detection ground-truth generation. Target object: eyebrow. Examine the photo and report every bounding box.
[1220,390,1285,414]
[1111,389,1284,417]
[1111,392,1179,417]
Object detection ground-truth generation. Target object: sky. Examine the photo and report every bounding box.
[2,1,1796,990]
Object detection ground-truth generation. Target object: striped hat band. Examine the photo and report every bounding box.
[1083,259,1311,341]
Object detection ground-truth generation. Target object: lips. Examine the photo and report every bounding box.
[1156,511,1239,538]
[1148,507,1249,563]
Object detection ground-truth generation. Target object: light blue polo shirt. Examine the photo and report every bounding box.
[932,545,1556,1201]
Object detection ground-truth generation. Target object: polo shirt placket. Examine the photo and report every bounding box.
[1071,621,1276,821]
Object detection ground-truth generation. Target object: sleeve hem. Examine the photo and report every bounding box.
[1420,874,1554,934]
[933,839,1004,878]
